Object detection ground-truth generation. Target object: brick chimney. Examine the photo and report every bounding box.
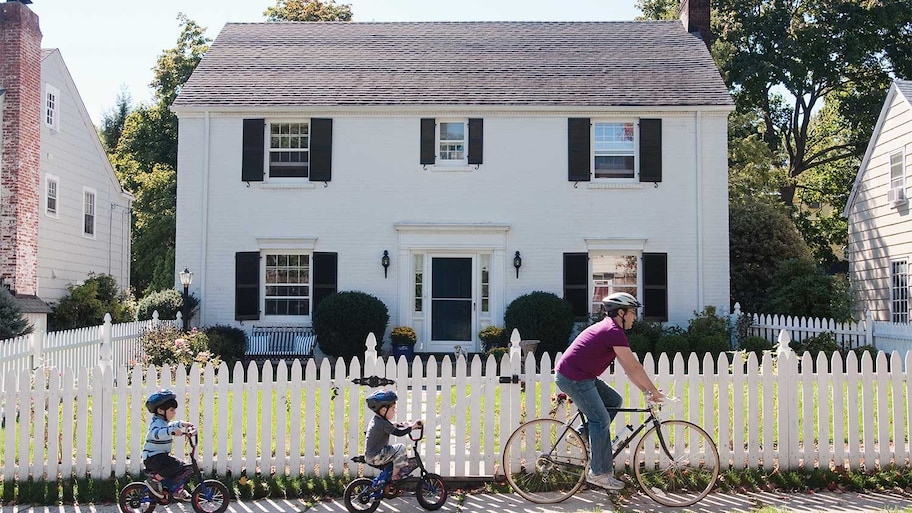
[0,1,42,296]
[680,0,712,49]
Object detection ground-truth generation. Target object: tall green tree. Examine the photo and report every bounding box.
[713,0,912,206]
[99,86,132,153]
[634,0,679,20]
[264,0,353,21]
[110,14,210,295]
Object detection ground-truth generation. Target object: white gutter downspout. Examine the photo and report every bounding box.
[200,111,211,326]
[695,111,704,309]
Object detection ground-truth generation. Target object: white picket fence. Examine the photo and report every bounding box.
[3,336,912,481]
[740,305,912,353]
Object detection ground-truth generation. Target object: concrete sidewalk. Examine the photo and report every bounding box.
[4,490,912,513]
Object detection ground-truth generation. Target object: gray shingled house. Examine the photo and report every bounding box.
[172,1,734,356]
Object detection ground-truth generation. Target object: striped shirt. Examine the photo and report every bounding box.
[142,415,182,460]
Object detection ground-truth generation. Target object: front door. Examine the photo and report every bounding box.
[430,257,473,350]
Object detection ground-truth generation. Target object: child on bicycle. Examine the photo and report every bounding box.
[142,389,196,500]
[555,293,666,491]
[364,389,422,481]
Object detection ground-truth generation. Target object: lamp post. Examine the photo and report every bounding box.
[179,267,193,331]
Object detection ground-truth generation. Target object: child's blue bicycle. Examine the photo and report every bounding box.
[344,424,447,512]
[118,426,230,513]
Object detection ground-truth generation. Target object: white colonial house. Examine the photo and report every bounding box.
[172,3,734,353]
[1,1,132,332]
[845,79,912,323]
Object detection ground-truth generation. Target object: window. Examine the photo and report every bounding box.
[438,121,466,164]
[480,254,491,314]
[590,254,638,316]
[269,122,309,178]
[264,253,310,316]
[46,174,59,217]
[890,151,905,190]
[593,122,635,179]
[45,84,60,131]
[891,260,909,323]
[83,188,96,237]
[414,254,424,313]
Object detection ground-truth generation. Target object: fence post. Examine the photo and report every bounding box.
[364,332,378,377]
[864,309,873,348]
[730,302,742,349]
[175,311,183,330]
[152,310,160,328]
[776,329,799,469]
[99,313,113,370]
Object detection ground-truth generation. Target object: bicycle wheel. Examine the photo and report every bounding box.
[415,473,447,510]
[502,418,588,504]
[191,480,230,513]
[633,419,720,507]
[343,478,381,513]
[118,482,156,513]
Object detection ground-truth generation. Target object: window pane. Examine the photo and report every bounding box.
[591,254,638,316]
[594,122,635,179]
[269,122,310,177]
[265,252,311,317]
[891,152,905,190]
[414,254,424,312]
[892,260,909,323]
[440,122,464,141]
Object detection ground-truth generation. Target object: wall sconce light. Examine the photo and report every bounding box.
[382,250,390,278]
[513,251,522,278]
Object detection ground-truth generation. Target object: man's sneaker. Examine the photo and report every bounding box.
[174,488,192,502]
[145,479,165,499]
[586,471,625,491]
[575,423,588,440]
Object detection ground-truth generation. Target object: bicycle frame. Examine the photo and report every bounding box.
[358,426,427,497]
[551,404,672,461]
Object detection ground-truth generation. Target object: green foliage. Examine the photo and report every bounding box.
[51,274,136,330]
[389,326,417,346]
[0,286,32,339]
[137,325,219,369]
[789,331,841,360]
[504,291,574,357]
[312,291,389,359]
[264,0,353,21]
[634,0,679,20]
[99,86,132,153]
[730,199,813,312]
[137,288,199,320]
[739,336,774,357]
[763,259,854,321]
[654,333,690,359]
[124,165,177,295]
[204,324,247,367]
[479,325,506,350]
[627,319,664,360]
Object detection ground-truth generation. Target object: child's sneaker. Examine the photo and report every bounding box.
[145,478,165,499]
[174,488,192,502]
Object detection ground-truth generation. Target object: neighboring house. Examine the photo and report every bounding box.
[172,1,734,353]
[0,1,132,327]
[845,79,912,323]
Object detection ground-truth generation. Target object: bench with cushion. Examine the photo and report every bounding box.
[246,326,317,359]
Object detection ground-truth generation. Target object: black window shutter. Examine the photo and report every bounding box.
[563,253,589,322]
[568,118,591,182]
[235,252,260,320]
[242,119,265,182]
[468,118,483,165]
[310,118,332,182]
[420,118,436,165]
[312,252,338,315]
[643,252,668,322]
[639,119,662,183]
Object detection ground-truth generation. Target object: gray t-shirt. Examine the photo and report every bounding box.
[365,414,410,457]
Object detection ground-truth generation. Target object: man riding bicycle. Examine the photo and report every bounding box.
[555,292,666,491]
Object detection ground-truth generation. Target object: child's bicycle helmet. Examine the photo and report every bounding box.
[365,389,397,414]
[146,389,178,414]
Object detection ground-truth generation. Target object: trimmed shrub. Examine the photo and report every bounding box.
[627,333,654,361]
[0,287,32,339]
[204,324,247,367]
[654,332,690,359]
[504,291,574,357]
[739,335,773,357]
[313,291,389,360]
[137,288,200,321]
[627,319,664,358]
[763,258,854,321]
[479,325,506,351]
[51,273,135,330]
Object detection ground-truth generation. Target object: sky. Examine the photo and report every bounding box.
[28,1,644,126]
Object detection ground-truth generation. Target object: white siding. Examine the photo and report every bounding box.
[37,51,131,301]
[848,87,912,321]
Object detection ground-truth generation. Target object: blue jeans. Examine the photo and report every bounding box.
[555,372,622,475]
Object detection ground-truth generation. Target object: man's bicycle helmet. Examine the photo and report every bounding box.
[601,292,642,313]
[146,389,178,414]
[365,389,398,414]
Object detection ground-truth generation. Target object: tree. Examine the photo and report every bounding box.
[763,259,854,321]
[264,0,353,22]
[0,287,32,339]
[99,86,132,153]
[713,0,912,206]
[634,0,679,21]
[51,274,136,330]
[730,199,813,312]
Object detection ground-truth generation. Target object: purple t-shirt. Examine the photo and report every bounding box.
[555,316,630,380]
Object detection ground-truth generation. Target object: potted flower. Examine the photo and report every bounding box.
[479,326,505,352]
[390,326,417,362]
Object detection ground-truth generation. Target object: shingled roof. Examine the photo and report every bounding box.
[173,21,732,110]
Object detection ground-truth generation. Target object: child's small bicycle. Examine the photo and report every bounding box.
[118,426,230,513]
[344,424,448,512]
